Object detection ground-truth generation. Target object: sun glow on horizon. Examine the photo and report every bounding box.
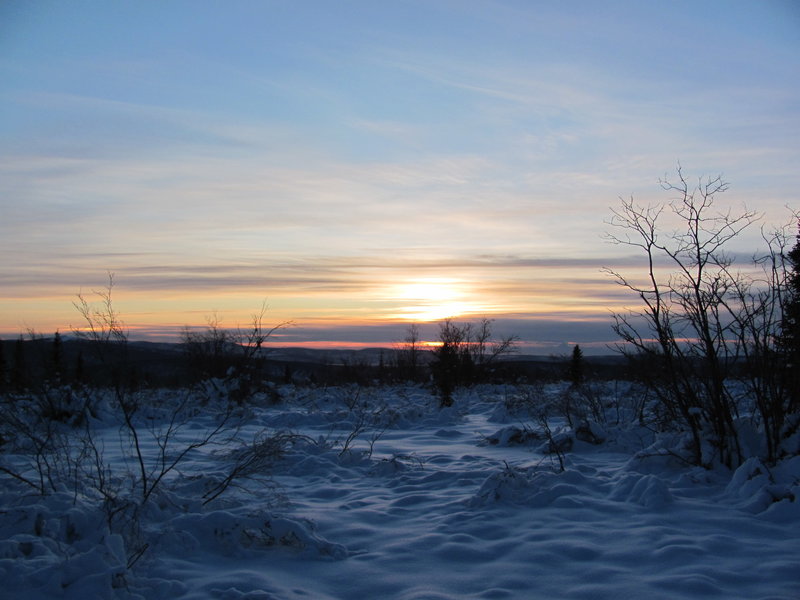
[386,278,487,322]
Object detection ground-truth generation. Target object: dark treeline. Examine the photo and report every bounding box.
[0,334,629,393]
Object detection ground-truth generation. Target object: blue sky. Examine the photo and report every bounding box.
[1,1,799,352]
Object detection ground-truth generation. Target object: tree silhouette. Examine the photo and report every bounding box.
[569,344,584,386]
[780,222,800,404]
[605,167,759,467]
[12,335,26,391]
[51,331,63,383]
[0,338,6,390]
[398,323,422,381]
[430,320,472,407]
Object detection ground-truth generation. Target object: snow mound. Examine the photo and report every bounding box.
[166,511,347,560]
[609,472,673,508]
[725,456,800,516]
[574,420,607,445]
[480,425,542,447]
[0,491,128,598]
[469,465,591,508]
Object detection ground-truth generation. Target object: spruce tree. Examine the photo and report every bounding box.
[75,350,85,386]
[12,335,26,391]
[569,344,584,385]
[0,338,6,389]
[780,223,800,408]
[52,330,63,383]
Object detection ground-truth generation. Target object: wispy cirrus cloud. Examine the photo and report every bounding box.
[1,1,797,347]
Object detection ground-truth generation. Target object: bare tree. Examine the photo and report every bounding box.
[469,317,519,370]
[236,301,292,380]
[717,217,800,463]
[430,318,518,406]
[72,272,129,391]
[395,323,423,381]
[604,166,761,467]
[182,312,233,379]
[183,302,291,388]
[72,272,128,351]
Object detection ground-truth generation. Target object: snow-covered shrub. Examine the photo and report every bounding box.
[0,489,129,597]
[724,456,800,514]
[557,382,606,427]
[575,420,607,445]
[200,430,301,505]
[0,388,96,496]
[368,453,426,476]
[489,384,546,422]
[0,382,255,573]
[319,387,394,458]
[166,511,346,560]
[469,463,592,508]
[469,463,536,506]
[481,425,543,447]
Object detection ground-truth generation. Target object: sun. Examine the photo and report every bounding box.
[390,278,475,321]
[400,280,459,303]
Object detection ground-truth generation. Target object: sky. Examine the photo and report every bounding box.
[1,1,799,353]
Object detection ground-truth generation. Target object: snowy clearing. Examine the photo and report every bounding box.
[1,382,798,599]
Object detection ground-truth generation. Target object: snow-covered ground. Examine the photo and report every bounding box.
[1,382,798,599]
